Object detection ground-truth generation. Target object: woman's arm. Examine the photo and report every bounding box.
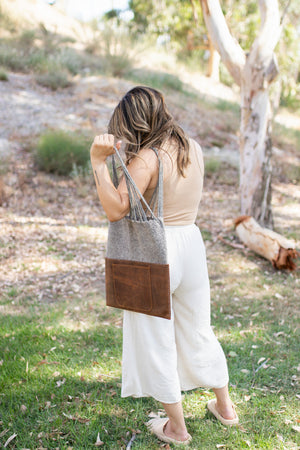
[90,134,158,222]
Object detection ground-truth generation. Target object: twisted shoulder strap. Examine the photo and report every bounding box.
[111,146,163,221]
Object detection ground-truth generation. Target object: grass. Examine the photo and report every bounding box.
[273,123,300,156]
[215,99,240,115]
[0,245,299,449]
[126,68,184,92]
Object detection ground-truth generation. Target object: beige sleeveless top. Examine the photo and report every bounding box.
[145,138,204,226]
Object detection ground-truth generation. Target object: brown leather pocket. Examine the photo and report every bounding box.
[105,257,171,319]
[112,263,152,312]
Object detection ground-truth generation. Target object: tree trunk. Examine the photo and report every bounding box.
[199,0,281,227]
[240,73,274,227]
[239,0,280,227]
[235,216,298,270]
[207,37,220,81]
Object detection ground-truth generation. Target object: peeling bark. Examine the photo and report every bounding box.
[240,75,274,227]
[199,0,282,227]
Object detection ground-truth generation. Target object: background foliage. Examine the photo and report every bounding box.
[0,0,299,107]
[126,0,300,108]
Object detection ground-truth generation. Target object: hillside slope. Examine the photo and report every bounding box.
[0,0,86,39]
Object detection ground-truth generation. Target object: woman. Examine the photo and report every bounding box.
[90,86,238,445]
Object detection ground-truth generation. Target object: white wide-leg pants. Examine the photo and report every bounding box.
[121,224,229,403]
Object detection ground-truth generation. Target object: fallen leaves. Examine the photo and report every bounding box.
[56,378,66,387]
[273,331,286,338]
[0,210,108,304]
[62,412,90,424]
[148,410,166,418]
[36,359,59,366]
[4,433,17,448]
[255,358,270,372]
[126,432,137,449]
[0,429,9,438]
[94,432,104,446]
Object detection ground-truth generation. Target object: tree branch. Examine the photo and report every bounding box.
[280,0,292,25]
[199,0,245,86]
[250,0,281,64]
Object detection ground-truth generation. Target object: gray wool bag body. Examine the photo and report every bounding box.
[105,146,171,320]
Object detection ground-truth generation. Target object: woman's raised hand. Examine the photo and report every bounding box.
[90,134,121,162]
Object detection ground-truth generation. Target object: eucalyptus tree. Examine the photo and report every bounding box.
[199,0,293,227]
[127,0,298,226]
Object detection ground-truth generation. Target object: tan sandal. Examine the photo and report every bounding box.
[146,417,192,445]
[207,399,239,426]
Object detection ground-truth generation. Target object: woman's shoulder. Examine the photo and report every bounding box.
[188,137,203,153]
[126,147,159,177]
[188,138,204,174]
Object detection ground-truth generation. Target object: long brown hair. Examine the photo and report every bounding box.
[108,86,190,176]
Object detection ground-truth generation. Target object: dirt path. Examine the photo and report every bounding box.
[0,74,299,303]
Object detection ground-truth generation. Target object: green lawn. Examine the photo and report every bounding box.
[0,245,299,449]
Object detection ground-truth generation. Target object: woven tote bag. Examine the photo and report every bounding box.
[105,146,171,320]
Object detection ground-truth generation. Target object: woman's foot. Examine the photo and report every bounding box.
[160,400,191,443]
[163,418,190,442]
[207,399,239,426]
[214,400,236,420]
[146,417,192,445]
[212,385,239,424]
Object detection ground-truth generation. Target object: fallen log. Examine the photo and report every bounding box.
[234,216,298,271]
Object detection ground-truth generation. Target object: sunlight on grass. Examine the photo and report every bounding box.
[1,274,299,448]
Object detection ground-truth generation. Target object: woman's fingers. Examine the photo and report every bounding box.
[115,140,122,150]
[90,134,116,160]
[94,134,114,147]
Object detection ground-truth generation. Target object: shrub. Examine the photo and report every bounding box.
[0,68,8,81]
[55,47,89,75]
[35,69,72,90]
[89,21,135,77]
[26,50,48,72]
[18,30,36,53]
[204,157,222,175]
[127,68,183,92]
[0,45,26,71]
[0,3,17,33]
[104,53,133,78]
[35,130,90,175]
